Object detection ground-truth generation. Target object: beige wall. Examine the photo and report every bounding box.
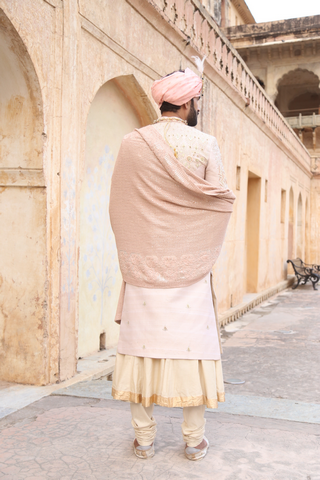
[228,1,247,26]
[310,176,320,264]
[0,188,47,383]
[0,0,316,385]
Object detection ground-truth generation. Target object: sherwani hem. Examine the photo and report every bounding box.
[112,388,225,409]
[112,353,225,409]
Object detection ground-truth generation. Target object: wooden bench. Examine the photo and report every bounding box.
[287,258,320,291]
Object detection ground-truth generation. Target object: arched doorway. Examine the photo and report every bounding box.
[275,69,320,153]
[288,188,294,261]
[297,194,303,259]
[78,75,156,357]
[275,69,320,118]
[0,10,45,384]
[246,171,261,293]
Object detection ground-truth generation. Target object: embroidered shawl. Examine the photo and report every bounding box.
[109,125,236,289]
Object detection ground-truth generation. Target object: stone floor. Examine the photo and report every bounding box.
[0,348,116,421]
[0,285,319,479]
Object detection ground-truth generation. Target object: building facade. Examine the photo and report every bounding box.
[224,16,320,155]
[224,14,320,270]
[0,0,316,385]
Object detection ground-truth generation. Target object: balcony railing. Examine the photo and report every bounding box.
[286,114,320,129]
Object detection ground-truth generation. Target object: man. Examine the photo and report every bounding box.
[109,67,235,460]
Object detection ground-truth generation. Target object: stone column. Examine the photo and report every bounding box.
[59,0,81,381]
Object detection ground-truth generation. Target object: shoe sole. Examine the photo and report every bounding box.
[133,444,155,459]
[185,438,209,461]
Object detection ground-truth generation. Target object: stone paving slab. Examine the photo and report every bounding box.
[0,396,319,480]
[54,379,320,425]
[210,394,320,424]
[53,378,113,401]
[221,286,320,404]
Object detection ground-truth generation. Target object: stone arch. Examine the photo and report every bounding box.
[78,75,156,358]
[275,69,320,117]
[0,9,43,168]
[0,10,46,384]
[297,193,303,259]
[288,187,294,260]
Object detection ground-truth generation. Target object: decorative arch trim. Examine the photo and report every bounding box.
[276,68,320,90]
[85,74,157,129]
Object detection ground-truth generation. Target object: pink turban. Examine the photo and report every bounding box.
[151,68,202,108]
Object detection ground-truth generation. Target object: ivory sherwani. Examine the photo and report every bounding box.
[110,117,235,408]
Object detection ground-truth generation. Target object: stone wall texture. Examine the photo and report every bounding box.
[0,0,317,385]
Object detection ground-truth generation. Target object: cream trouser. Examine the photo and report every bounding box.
[130,403,206,448]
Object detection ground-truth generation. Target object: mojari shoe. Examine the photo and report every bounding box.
[133,439,155,459]
[185,436,209,461]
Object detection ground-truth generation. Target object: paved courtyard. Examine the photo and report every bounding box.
[0,286,319,479]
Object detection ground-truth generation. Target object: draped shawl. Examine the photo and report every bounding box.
[109,125,235,289]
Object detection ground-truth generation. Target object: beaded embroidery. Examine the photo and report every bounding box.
[118,247,222,286]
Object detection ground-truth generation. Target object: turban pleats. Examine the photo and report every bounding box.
[151,68,202,107]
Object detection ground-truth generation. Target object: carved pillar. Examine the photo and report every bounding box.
[220,0,228,27]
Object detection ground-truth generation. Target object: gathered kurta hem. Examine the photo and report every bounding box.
[112,353,225,409]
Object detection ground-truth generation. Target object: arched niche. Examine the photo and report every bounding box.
[297,193,303,259]
[0,10,46,384]
[0,9,43,168]
[78,75,156,358]
[275,69,320,118]
[288,187,294,261]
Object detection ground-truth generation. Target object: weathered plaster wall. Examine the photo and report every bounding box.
[0,187,47,383]
[0,4,49,385]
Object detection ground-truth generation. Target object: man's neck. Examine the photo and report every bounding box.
[161,112,187,121]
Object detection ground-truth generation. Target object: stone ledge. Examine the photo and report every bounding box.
[218,276,295,327]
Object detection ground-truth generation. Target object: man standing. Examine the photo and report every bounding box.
[109,67,235,460]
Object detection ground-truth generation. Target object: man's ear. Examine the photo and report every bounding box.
[181,101,191,111]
